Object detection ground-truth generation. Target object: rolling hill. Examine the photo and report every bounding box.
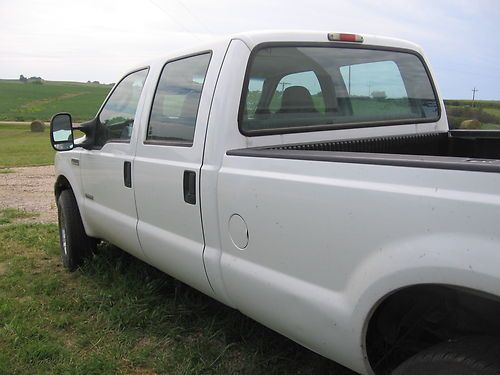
[0,78,499,129]
[0,79,112,122]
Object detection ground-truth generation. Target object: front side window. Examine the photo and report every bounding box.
[240,46,439,135]
[147,53,211,146]
[97,68,148,146]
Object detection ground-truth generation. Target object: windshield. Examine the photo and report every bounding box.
[240,45,439,135]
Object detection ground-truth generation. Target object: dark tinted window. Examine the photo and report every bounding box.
[240,46,439,134]
[97,69,148,146]
[147,53,211,145]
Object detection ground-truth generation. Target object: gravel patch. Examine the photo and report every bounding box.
[0,165,57,223]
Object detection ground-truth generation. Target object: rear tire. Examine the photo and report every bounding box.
[392,336,500,375]
[57,189,95,271]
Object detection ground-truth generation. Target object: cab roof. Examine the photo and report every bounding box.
[129,30,424,76]
[230,30,423,53]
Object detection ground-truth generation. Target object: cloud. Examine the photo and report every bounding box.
[0,0,498,98]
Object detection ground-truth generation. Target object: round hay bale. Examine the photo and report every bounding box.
[30,120,45,132]
[459,119,481,129]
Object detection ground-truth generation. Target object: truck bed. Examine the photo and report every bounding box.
[228,130,500,173]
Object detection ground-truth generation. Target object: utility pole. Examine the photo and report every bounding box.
[348,65,351,95]
[279,82,290,92]
[472,87,478,107]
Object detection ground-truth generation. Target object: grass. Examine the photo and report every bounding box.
[443,99,500,129]
[444,99,500,109]
[0,208,38,225]
[481,124,500,130]
[0,123,54,167]
[0,221,351,375]
[0,79,111,122]
[484,107,500,118]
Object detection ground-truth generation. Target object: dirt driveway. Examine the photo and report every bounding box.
[0,166,57,223]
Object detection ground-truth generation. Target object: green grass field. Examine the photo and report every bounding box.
[0,123,54,167]
[0,79,111,122]
[0,220,349,375]
[483,107,500,118]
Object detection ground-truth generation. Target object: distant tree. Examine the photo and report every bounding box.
[19,74,27,82]
[92,80,100,84]
[28,76,43,84]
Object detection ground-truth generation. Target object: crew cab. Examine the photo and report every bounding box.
[50,31,500,374]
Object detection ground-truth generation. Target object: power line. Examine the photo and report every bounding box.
[147,0,203,41]
[279,82,290,92]
[174,0,213,35]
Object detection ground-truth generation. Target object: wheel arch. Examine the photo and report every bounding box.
[363,283,500,374]
[54,173,95,239]
[54,174,72,199]
[342,233,500,373]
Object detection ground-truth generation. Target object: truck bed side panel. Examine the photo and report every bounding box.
[216,154,500,373]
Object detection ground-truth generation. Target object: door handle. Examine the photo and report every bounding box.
[183,170,196,205]
[124,161,132,188]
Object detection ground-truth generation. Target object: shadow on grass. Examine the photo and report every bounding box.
[78,243,356,375]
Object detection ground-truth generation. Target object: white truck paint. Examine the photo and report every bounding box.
[52,31,500,375]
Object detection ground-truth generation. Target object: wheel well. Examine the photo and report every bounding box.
[366,285,500,375]
[54,175,72,200]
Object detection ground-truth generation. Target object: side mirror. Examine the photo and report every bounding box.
[50,113,74,151]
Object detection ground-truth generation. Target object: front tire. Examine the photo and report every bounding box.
[57,189,95,271]
[392,336,500,375]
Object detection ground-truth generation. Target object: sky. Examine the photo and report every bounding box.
[0,0,499,100]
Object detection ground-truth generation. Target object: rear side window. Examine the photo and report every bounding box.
[240,45,439,135]
[147,53,211,146]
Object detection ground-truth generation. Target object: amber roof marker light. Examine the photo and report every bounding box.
[327,33,364,43]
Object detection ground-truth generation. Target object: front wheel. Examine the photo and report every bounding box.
[392,336,500,375]
[57,190,95,271]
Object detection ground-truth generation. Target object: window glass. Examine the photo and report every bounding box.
[340,61,411,118]
[97,69,148,146]
[245,78,265,118]
[147,53,211,145]
[240,46,439,134]
[270,71,325,113]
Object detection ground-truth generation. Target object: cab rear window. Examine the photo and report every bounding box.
[239,45,439,135]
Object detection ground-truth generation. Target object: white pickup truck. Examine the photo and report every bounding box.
[50,31,500,375]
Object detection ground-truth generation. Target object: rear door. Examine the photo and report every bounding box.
[133,51,220,295]
[80,68,148,260]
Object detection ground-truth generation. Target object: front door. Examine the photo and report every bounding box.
[80,68,148,260]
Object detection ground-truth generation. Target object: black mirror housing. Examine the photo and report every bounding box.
[50,113,74,151]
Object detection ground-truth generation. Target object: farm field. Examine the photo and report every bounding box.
[444,99,500,129]
[1,78,499,128]
[0,124,54,167]
[0,79,111,122]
